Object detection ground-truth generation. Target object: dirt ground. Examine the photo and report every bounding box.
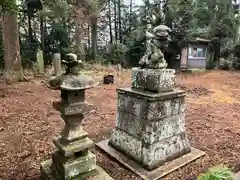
[0,69,240,180]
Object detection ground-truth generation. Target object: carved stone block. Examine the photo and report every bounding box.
[131,67,176,92]
[61,89,85,105]
[52,151,97,179]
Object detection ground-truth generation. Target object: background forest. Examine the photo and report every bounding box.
[0,0,240,81]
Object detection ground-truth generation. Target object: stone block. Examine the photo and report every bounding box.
[61,89,85,105]
[53,137,95,157]
[110,87,191,170]
[60,115,88,142]
[131,67,176,92]
[117,94,148,116]
[53,101,94,116]
[117,91,185,121]
[97,139,204,180]
[109,129,191,170]
[109,129,142,162]
[115,111,186,144]
[116,111,144,138]
[142,113,186,144]
[115,88,186,142]
[40,159,114,180]
[52,151,97,179]
[147,97,185,120]
[142,133,191,170]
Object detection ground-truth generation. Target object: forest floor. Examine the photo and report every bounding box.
[0,68,240,180]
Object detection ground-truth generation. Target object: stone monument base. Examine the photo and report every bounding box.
[97,139,205,180]
[41,159,114,180]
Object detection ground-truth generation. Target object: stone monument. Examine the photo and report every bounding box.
[41,53,113,180]
[97,25,205,179]
[36,49,44,74]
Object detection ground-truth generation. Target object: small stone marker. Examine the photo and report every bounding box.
[97,23,205,180]
[52,53,62,76]
[41,53,113,180]
[36,49,44,74]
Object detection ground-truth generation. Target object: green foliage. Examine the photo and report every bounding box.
[221,38,236,58]
[206,52,215,70]
[20,38,40,68]
[40,0,72,64]
[198,165,234,180]
[40,0,69,20]
[105,41,127,64]
[0,0,18,13]
[220,38,240,69]
[125,26,146,67]
[219,57,233,70]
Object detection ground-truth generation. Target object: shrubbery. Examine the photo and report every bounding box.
[198,165,234,180]
[220,38,240,70]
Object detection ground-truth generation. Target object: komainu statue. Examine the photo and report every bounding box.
[139,24,171,69]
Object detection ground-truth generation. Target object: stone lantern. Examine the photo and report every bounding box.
[41,53,113,180]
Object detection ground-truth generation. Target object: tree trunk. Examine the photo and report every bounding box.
[236,1,240,43]
[129,0,132,33]
[114,0,118,41]
[75,2,85,61]
[40,16,44,51]
[27,10,33,42]
[2,10,23,81]
[91,16,98,61]
[87,25,91,49]
[108,0,113,44]
[118,0,122,43]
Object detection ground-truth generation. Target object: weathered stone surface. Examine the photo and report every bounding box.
[52,152,97,179]
[97,139,205,180]
[53,137,95,157]
[110,87,191,170]
[117,89,185,120]
[109,129,142,162]
[143,113,186,144]
[142,133,191,170]
[117,94,147,116]
[60,102,94,116]
[61,89,85,105]
[60,114,87,141]
[109,129,190,170]
[147,97,185,120]
[116,111,144,138]
[115,89,186,142]
[41,159,114,180]
[131,68,176,92]
[118,87,186,102]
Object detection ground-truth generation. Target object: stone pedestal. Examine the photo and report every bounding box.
[40,88,113,180]
[131,67,176,92]
[109,87,191,170]
[109,68,191,170]
[97,68,205,179]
